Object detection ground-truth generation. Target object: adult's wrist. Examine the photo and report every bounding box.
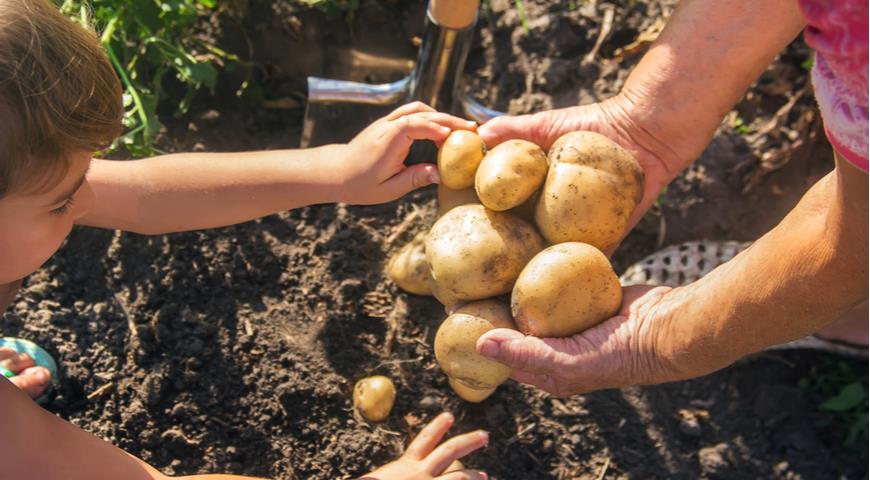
[645,283,744,382]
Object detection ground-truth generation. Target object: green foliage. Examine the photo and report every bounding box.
[58,0,232,157]
[800,359,869,448]
[732,115,752,135]
[514,0,529,33]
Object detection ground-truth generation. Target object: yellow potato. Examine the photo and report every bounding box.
[386,232,431,296]
[353,375,396,422]
[512,242,622,337]
[434,299,516,390]
[535,131,644,251]
[438,130,486,189]
[427,270,462,309]
[426,205,544,301]
[437,184,480,217]
[475,139,547,211]
[449,377,496,403]
[444,460,465,474]
[508,189,538,224]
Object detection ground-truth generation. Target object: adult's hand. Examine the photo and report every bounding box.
[478,0,806,237]
[475,285,684,397]
[478,99,680,238]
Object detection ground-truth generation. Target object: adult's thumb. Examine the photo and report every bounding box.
[477,115,532,148]
[476,328,556,374]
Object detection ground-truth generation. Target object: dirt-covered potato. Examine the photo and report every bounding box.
[386,232,431,296]
[353,375,396,422]
[536,131,644,251]
[449,377,496,403]
[475,139,547,211]
[512,242,622,337]
[437,184,480,216]
[426,205,544,301]
[434,299,516,389]
[438,130,486,189]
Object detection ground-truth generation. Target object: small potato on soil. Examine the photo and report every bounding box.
[386,232,431,296]
[434,299,516,390]
[536,131,644,251]
[449,377,496,403]
[438,130,486,189]
[426,204,544,301]
[475,139,547,211]
[512,242,622,337]
[353,375,396,422]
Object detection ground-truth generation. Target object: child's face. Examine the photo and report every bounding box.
[0,152,95,284]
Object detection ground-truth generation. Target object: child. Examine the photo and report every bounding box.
[0,0,487,478]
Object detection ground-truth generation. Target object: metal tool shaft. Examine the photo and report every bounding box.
[302,0,501,148]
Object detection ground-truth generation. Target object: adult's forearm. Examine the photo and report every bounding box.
[654,158,868,378]
[80,147,345,234]
[612,0,806,175]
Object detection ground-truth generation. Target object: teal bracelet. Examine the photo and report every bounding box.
[0,366,14,378]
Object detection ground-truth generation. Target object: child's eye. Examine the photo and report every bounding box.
[50,197,75,216]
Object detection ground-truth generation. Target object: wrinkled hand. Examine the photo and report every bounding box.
[336,102,477,205]
[475,286,682,397]
[477,97,684,237]
[362,412,488,480]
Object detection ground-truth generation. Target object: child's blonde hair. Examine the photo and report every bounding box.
[0,0,123,198]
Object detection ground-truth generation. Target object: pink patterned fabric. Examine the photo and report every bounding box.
[798,0,868,171]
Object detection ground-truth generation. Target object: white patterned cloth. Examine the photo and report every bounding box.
[799,0,868,171]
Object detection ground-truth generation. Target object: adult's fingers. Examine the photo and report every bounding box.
[477,114,536,148]
[404,412,455,460]
[378,164,440,201]
[475,328,571,375]
[425,430,489,474]
[436,470,488,480]
[478,107,591,150]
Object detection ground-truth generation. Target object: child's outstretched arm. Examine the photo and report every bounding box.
[0,378,486,480]
[0,378,262,480]
[78,102,476,234]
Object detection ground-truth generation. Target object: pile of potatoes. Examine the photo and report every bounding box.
[386,130,643,403]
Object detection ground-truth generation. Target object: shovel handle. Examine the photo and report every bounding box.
[429,0,481,29]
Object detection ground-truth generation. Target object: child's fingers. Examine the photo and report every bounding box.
[389,115,453,143]
[385,101,436,121]
[424,430,489,475]
[436,470,488,480]
[404,112,477,132]
[379,164,439,200]
[0,351,35,372]
[403,412,455,461]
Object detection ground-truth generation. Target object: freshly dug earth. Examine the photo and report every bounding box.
[2,1,865,479]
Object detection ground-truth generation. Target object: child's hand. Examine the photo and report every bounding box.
[361,412,489,480]
[334,102,477,205]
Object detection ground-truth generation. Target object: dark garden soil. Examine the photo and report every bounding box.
[2,1,866,479]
